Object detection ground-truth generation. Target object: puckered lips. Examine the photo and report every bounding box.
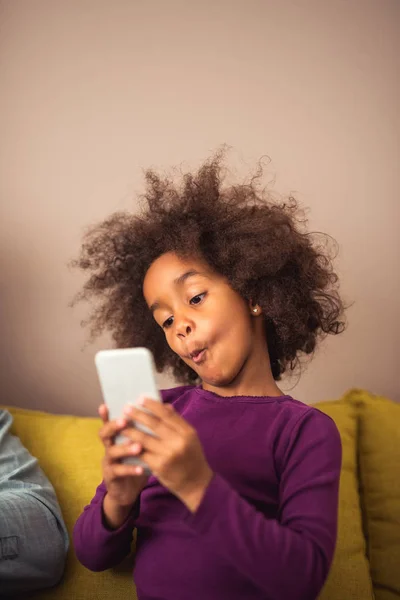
[186,345,207,364]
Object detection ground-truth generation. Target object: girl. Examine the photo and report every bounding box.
[72,154,344,600]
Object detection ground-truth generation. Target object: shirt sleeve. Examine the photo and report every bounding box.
[0,410,69,594]
[183,409,342,600]
[72,480,140,571]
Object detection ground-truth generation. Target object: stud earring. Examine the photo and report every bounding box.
[253,308,258,313]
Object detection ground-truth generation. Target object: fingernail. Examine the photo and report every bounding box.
[116,418,125,427]
[131,443,140,453]
[123,403,134,414]
[137,395,145,405]
[135,466,143,474]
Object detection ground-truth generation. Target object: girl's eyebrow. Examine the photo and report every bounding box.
[149,270,208,313]
[173,269,203,286]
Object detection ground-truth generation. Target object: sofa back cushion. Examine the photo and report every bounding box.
[346,390,400,600]
[314,399,374,600]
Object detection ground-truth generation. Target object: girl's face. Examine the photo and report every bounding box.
[143,252,275,396]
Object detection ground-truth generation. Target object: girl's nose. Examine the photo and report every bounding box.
[175,315,193,338]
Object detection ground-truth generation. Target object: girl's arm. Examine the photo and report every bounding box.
[183,410,342,600]
[73,481,140,571]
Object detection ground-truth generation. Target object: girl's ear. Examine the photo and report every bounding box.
[249,301,262,316]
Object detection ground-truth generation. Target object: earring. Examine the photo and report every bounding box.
[253,308,258,313]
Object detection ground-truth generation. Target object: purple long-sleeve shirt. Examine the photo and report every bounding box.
[73,386,342,600]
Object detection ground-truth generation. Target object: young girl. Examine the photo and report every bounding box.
[72,154,344,600]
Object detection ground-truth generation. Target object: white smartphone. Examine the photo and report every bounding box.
[95,347,161,472]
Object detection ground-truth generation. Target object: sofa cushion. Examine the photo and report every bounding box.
[314,398,374,600]
[345,390,400,600]
[5,406,136,600]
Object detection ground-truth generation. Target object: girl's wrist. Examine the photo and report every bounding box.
[102,493,136,529]
[179,468,214,513]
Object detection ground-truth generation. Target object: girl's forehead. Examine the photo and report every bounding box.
[143,252,213,297]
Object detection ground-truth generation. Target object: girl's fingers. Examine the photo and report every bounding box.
[110,463,145,478]
[98,403,109,423]
[106,441,142,461]
[99,417,128,447]
[124,406,170,440]
[138,451,156,473]
[120,426,163,452]
[140,398,187,434]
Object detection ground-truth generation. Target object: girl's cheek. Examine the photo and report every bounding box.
[166,333,178,352]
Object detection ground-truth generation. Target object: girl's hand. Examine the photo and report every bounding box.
[122,399,213,513]
[98,404,149,525]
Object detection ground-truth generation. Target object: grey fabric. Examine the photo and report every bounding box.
[0,410,69,596]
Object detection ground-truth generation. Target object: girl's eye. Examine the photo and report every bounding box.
[162,317,174,329]
[190,292,206,305]
[161,293,206,329]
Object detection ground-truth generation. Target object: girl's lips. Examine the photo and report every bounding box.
[191,349,207,364]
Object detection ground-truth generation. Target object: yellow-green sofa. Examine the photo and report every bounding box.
[4,389,400,600]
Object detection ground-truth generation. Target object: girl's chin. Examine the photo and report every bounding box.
[192,352,237,386]
[199,367,236,388]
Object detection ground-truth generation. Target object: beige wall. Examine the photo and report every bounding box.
[0,0,399,416]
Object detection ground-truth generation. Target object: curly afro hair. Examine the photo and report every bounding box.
[71,152,345,382]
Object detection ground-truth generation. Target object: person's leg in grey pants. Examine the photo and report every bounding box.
[0,410,69,595]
